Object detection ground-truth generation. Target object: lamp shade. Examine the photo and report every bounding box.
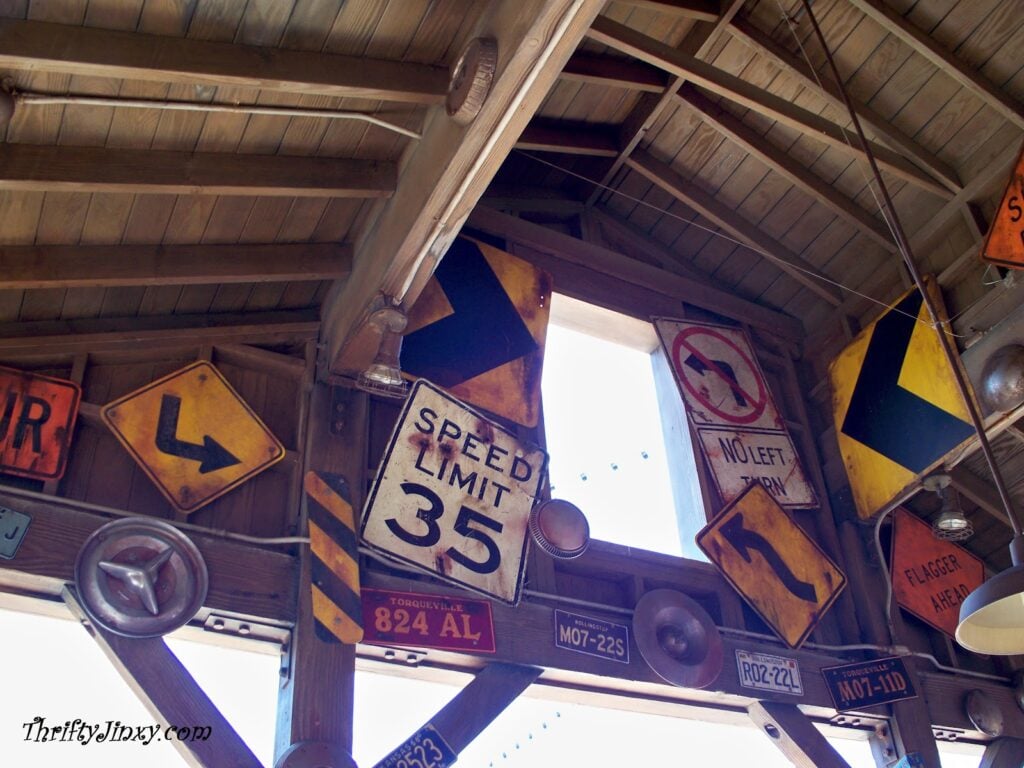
[956,563,1024,654]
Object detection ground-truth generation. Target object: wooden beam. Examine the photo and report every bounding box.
[376,663,542,764]
[980,738,1024,768]
[276,384,364,765]
[613,0,719,20]
[588,16,953,199]
[0,144,395,197]
[481,185,586,214]
[561,51,666,91]
[517,120,621,156]
[748,701,851,768]
[467,205,805,339]
[728,17,962,194]
[0,18,447,104]
[0,243,351,288]
[585,0,745,206]
[63,588,264,768]
[625,149,845,306]
[846,0,1024,132]
[0,487,295,624]
[320,0,606,376]
[678,85,898,251]
[0,309,320,357]
[949,465,1012,528]
[588,204,723,280]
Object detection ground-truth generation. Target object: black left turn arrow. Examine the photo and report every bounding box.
[721,512,817,603]
[155,394,240,474]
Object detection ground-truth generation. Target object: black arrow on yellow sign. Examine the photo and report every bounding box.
[721,512,817,603]
[155,394,240,474]
[401,238,538,387]
[840,291,973,473]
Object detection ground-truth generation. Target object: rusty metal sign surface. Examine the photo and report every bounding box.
[0,365,81,481]
[980,140,1024,269]
[696,482,846,648]
[101,361,285,514]
[655,318,816,509]
[402,236,552,428]
[361,380,547,605]
[891,508,985,637]
[361,587,496,653]
[829,280,974,520]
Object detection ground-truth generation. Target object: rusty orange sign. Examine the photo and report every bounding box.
[0,366,81,481]
[980,141,1024,269]
[696,482,846,648]
[891,508,985,637]
[101,361,285,514]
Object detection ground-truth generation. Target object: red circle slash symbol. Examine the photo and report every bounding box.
[672,327,767,425]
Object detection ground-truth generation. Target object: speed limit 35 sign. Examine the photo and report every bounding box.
[361,380,548,605]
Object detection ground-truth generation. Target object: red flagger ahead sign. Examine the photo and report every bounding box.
[891,508,984,637]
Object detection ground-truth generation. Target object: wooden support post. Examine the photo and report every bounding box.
[980,737,1024,768]
[374,663,542,765]
[62,586,264,768]
[747,700,851,768]
[275,383,368,765]
[837,519,942,766]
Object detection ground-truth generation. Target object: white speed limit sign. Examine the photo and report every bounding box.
[360,380,548,605]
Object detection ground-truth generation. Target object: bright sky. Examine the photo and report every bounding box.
[540,322,684,556]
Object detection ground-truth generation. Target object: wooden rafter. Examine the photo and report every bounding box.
[0,144,395,197]
[517,120,620,156]
[378,663,542,764]
[320,0,606,377]
[846,0,1024,132]
[585,1,746,206]
[467,205,805,339]
[950,466,1013,528]
[0,243,351,288]
[588,204,722,281]
[588,16,953,200]
[728,17,962,194]
[0,310,319,356]
[0,18,447,104]
[615,0,719,21]
[63,588,263,768]
[561,51,666,92]
[748,701,852,768]
[678,85,897,251]
[625,149,844,306]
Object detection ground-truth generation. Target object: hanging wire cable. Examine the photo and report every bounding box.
[794,0,1021,535]
[516,149,969,333]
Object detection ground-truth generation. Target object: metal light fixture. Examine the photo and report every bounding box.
[923,473,973,541]
[957,535,1024,655]
[355,305,409,399]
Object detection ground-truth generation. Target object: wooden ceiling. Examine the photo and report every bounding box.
[1,0,1023,569]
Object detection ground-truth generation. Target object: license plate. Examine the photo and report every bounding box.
[736,650,803,695]
[554,609,629,664]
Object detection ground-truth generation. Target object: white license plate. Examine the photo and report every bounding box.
[736,650,803,695]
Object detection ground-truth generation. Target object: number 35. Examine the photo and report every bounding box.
[386,482,504,574]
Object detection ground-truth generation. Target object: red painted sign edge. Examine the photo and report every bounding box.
[360,587,497,654]
[0,365,82,481]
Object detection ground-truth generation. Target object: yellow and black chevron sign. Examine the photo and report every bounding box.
[304,470,363,644]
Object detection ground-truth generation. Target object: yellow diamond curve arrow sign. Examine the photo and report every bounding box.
[101,361,285,514]
[696,482,846,648]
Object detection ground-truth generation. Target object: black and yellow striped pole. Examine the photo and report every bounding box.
[304,470,363,644]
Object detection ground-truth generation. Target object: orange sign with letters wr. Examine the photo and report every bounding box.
[0,366,81,481]
[980,141,1024,270]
